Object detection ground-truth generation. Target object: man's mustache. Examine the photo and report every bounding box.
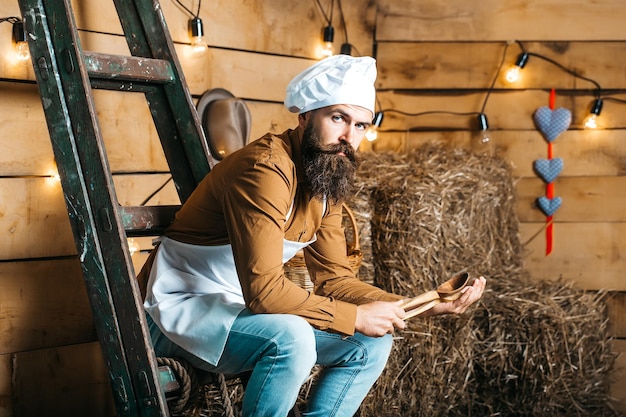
[318,143,356,161]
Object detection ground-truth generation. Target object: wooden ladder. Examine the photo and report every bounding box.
[16,0,213,415]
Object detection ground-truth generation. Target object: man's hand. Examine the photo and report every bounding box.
[355,300,406,337]
[426,276,487,317]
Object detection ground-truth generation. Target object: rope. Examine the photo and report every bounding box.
[156,356,199,414]
[218,373,236,417]
[157,356,242,416]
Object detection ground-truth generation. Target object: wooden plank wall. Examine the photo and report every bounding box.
[0,0,624,415]
[372,0,626,413]
[0,0,375,415]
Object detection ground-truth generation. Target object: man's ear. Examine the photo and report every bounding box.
[298,112,310,128]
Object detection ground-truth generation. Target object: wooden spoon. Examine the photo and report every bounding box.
[401,272,471,319]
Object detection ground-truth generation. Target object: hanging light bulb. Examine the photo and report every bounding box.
[188,17,206,52]
[584,98,603,129]
[472,113,494,155]
[12,20,30,61]
[319,25,334,58]
[365,112,384,142]
[504,52,529,84]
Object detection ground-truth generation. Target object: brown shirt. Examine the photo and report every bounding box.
[163,126,401,336]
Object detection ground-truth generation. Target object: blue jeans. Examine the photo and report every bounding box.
[148,310,393,417]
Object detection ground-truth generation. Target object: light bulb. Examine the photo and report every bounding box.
[320,42,333,58]
[365,112,384,142]
[504,66,521,83]
[190,36,205,53]
[15,41,30,61]
[472,113,494,155]
[319,25,334,58]
[12,21,30,62]
[584,98,603,130]
[584,114,598,129]
[479,129,491,145]
[365,127,378,142]
[188,17,206,53]
[504,52,529,84]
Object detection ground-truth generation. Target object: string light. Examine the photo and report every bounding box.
[1,17,30,62]
[369,40,623,140]
[504,52,528,84]
[500,41,626,130]
[336,0,353,56]
[315,0,336,59]
[172,0,206,52]
[473,113,494,154]
[477,113,490,141]
[320,25,334,58]
[584,98,603,129]
[365,112,384,142]
[188,16,205,52]
[12,20,29,61]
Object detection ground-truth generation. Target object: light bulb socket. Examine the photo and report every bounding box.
[189,17,204,38]
[323,25,334,43]
[372,111,384,128]
[477,113,489,131]
[340,42,352,55]
[12,20,27,44]
[515,52,529,69]
[590,98,603,116]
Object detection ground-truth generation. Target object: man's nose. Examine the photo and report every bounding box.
[339,125,357,147]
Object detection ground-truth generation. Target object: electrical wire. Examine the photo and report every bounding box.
[481,41,510,113]
[172,0,194,17]
[379,109,480,118]
[337,0,348,44]
[374,41,512,127]
[173,0,201,18]
[603,96,626,104]
[314,0,334,26]
[140,176,173,206]
[516,41,602,92]
[0,16,21,24]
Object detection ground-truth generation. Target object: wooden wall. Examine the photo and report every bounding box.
[372,0,626,413]
[0,1,375,415]
[0,0,624,415]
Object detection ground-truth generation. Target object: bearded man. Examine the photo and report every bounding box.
[141,55,485,417]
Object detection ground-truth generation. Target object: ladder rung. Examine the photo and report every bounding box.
[120,205,180,236]
[84,51,175,84]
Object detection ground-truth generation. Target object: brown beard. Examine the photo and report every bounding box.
[301,120,358,205]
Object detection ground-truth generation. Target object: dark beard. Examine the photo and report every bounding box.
[301,121,358,205]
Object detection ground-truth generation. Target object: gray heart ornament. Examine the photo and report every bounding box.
[537,196,562,217]
[533,158,564,183]
[533,107,572,142]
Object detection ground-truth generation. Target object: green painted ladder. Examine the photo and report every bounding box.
[16,0,213,415]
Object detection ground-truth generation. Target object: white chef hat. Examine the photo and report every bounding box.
[284,55,377,117]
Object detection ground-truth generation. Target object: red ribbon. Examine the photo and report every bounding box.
[545,89,556,256]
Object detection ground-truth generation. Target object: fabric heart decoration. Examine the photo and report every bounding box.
[537,196,562,217]
[533,106,572,142]
[534,158,564,183]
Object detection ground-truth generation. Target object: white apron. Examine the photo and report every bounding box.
[143,204,319,365]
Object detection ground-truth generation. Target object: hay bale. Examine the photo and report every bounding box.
[351,143,619,417]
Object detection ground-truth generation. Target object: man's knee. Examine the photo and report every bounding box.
[275,315,317,359]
